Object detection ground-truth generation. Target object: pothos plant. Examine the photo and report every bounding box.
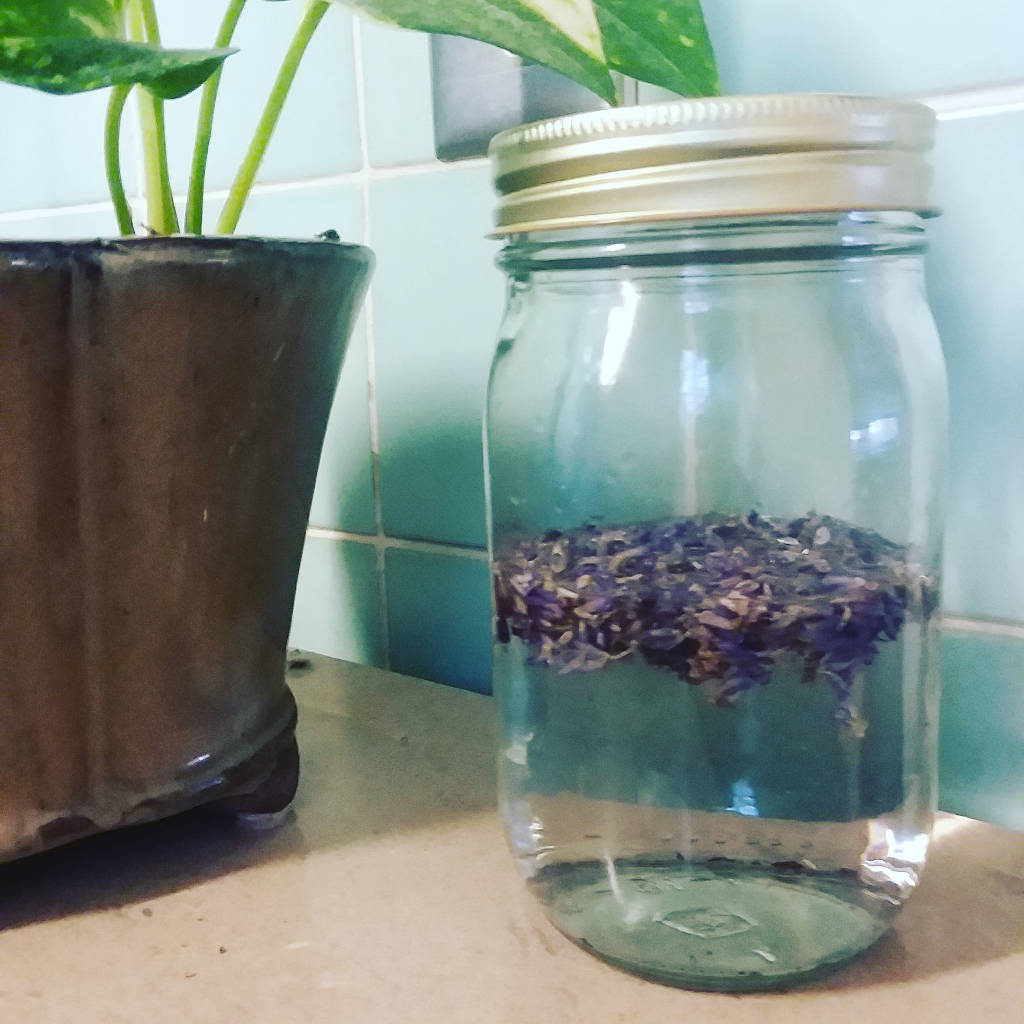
[0,1,718,237]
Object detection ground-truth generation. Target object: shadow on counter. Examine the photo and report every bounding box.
[0,654,499,931]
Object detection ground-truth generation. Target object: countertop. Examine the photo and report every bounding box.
[0,654,1020,1023]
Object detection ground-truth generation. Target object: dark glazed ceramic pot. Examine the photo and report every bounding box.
[0,236,373,862]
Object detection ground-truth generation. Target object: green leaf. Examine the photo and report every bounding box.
[0,2,234,98]
[593,0,720,97]
[0,0,120,40]
[334,0,616,103]
[0,36,236,97]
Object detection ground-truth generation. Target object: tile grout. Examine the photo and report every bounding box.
[308,520,1024,634]
[306,526,489,561]
[336,25,487,671]
[0,161,490,226]
[350,16,394,672]
[940,617,1024,641]
[303,522,1024,630]
[913,79,1024,120]
[304,525,1024,638]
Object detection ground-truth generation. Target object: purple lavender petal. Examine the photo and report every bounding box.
[493,511,937,713]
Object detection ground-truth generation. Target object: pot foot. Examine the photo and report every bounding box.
[208,736,301,817]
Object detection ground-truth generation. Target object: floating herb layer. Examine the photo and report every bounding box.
[494,512,937,720]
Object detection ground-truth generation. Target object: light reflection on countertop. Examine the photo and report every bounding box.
[0,654,1020,1023]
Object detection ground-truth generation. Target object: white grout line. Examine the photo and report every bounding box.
[306,526,490,561]
[205,175,364,199]
[914,79,1024,121]
[940,616,1024,641]
[366,156,491,178]
[0,201,119,224]
[191,155,486,200]
[301,532,1024,636]
[350,16,394,669]
[302,532,1024,621]
[0,161,490,225]
[296,534,1024,642]
[934,100,1024,121]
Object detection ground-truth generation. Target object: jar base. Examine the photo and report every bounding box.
[531,860,893,991]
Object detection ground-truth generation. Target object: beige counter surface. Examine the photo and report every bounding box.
[0,654,1020,1023]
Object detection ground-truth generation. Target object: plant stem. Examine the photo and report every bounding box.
[129,0,179,234]
[138,0,161,42]
[105,85,135,235]
[185,0,248,234]
[139,91,179,234]
[217,0,329,235]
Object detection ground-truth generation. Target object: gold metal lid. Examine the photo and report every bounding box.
[489,94,936,234]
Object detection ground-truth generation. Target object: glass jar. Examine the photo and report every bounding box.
[485,97,947,990]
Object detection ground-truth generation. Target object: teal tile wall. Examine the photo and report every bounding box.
[370,165,502,548]
[0,86,134,216]
[939,630,1024,830]
[927,110,1024,622]
[384,549,493,694]
[0,3,1020,829]
[230,181,363,241]
[156,0,361,198]
[0,206,132,241]
[290,538,384,667]
[699,0,1024,96]
[360,21,436,167]
[307,319,377,538]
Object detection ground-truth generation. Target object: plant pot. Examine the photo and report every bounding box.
[0,235,372,862]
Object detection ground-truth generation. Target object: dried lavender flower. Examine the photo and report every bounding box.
[493,512,937,717]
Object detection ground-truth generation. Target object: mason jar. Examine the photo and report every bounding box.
[485,96,947,990]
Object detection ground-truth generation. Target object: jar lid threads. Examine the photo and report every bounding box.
[489,94,936,234]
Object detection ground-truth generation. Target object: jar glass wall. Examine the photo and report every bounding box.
[486,213,947,990]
